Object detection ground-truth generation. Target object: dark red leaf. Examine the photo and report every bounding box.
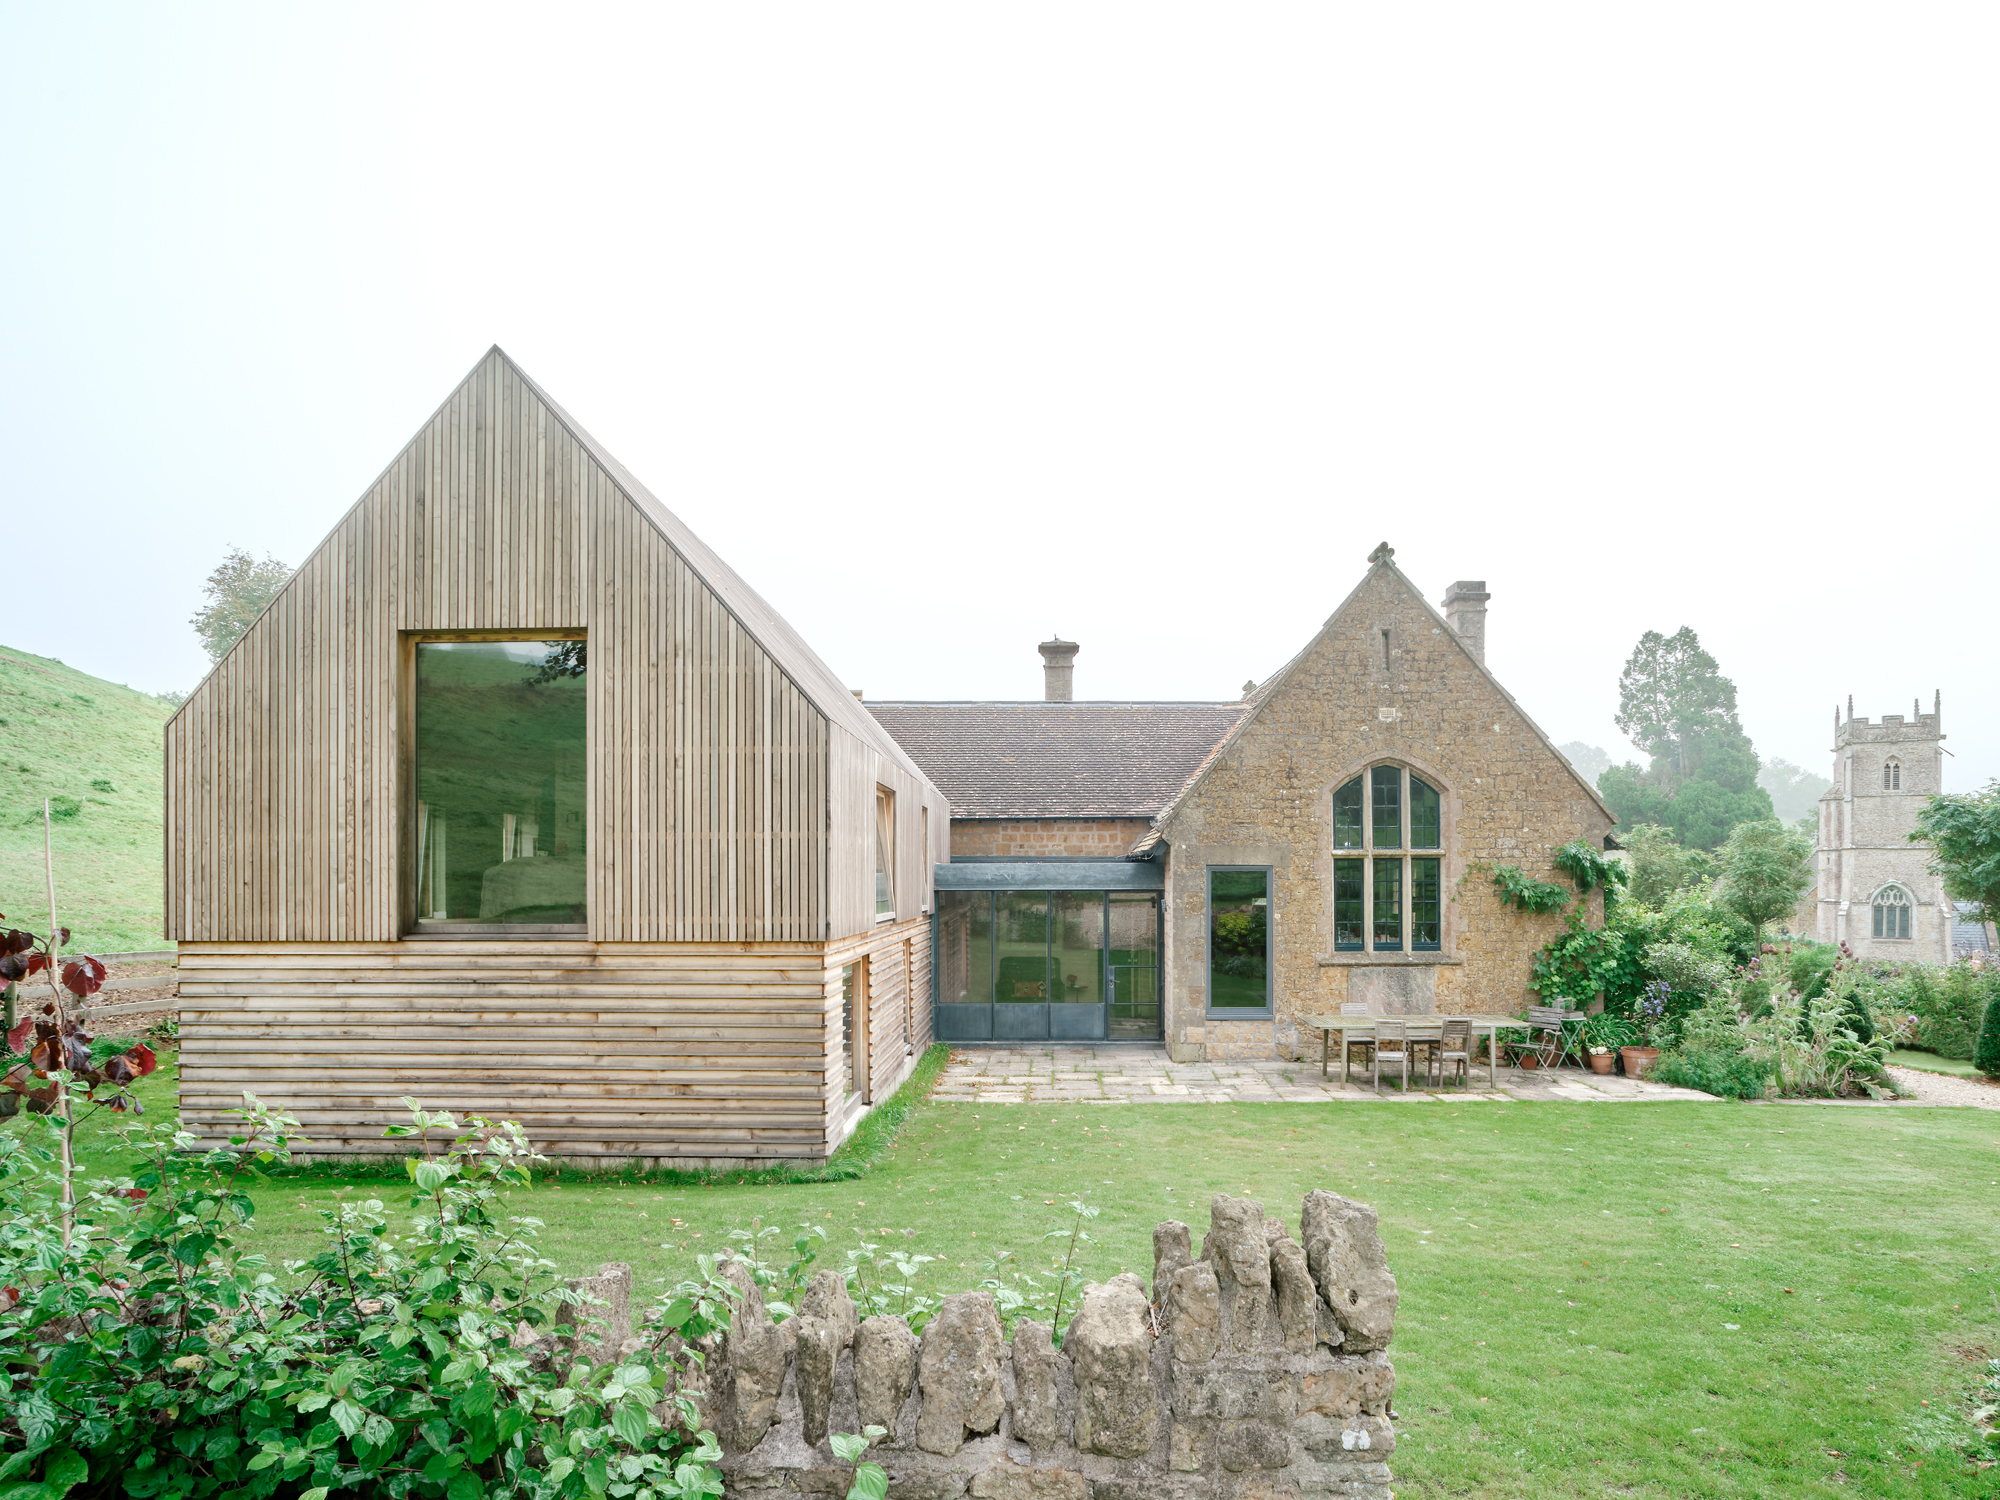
[21,953,47,978]
[102,1056,135,1086]
[28,1038,57,1072]
[114,1187,147,1201]
[57,927,69,946]
[61,958,107,998]
[61,1036,92,1073]
[0,955,25,983]
[0,1287,16,1310]
[125,1043,157,1078]
[4,1017,29,1054]
[0,929,33,957]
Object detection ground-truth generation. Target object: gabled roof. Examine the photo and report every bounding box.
[1149,543,1618,839]
[505,353,931,783]
[865,702,1249,818]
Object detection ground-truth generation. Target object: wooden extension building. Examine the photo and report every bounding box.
[166,349,947,1166]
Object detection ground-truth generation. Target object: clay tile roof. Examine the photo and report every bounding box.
[865,702,1249,819]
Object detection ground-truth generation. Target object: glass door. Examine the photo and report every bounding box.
[1108,892,1161,1039]
[993,891,1051,1040]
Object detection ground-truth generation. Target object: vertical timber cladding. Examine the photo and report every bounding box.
[164,348,946,1162]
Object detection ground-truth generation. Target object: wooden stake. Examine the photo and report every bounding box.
[44,800,75,1250]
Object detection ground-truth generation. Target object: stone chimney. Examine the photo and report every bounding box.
[1038,637,1079,702]
[1441,582,1490,666]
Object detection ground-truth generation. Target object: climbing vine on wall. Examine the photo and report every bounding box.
[1490,865,1573,914]
[1552,839,1625,897]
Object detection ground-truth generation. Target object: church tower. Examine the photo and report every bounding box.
[1816,692,1950,962]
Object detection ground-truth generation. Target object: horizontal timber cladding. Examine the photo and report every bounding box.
[163,347,944,947]
[177,930,924,1163]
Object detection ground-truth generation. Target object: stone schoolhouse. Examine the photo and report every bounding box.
[874,543,1614,1063]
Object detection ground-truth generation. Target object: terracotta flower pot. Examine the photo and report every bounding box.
[1620,1046,1660,1079]
[1587,1050,1615,1075]
[1515,1051,1540,1070]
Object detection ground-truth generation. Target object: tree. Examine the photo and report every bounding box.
[1911,778,2000,931]
[190,547,292,663]
[1601,627,1773,851]
[1715,818,1815,935]
[1618,822,1714,908]
[1614,627,1741,788]
[1558,742,1612,785]
[1759,757,1833,823]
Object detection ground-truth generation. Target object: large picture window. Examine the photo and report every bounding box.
[1329,765,1443,953]
[414,639,587,929]
[1208,867,1271,1012]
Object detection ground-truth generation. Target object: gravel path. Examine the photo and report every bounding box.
[1885,1064,2000,1110]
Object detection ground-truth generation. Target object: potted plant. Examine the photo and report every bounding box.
[1621,981,1669,1078]
[1580,1012,1636,1074]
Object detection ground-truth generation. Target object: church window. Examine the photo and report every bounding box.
[1883,758,1901,791]
[1872,885,1911,940]
[1331,765,1445,953]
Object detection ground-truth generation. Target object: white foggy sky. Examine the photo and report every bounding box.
[2,4,1993,789]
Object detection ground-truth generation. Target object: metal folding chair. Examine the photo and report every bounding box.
[1517,1007,1566,1070]
[1372,1017,1411,1094]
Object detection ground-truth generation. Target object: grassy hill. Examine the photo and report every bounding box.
[0,646,174,954]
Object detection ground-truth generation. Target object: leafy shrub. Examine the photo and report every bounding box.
[1856,960,1997,1059]
[46,795,82,822]
[1977,982,2000,1079]
[0,1096,729,1500]
[1651,1047,1773,1099]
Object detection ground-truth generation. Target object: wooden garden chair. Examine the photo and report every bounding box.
[1430,1017,1471,1091]
[1372,1017,1412,1094]
[1339,1002,1373,1083]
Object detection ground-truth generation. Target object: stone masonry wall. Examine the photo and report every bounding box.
[950,819,1156,859]
[1162,556,1613,1061]
[684,1190,1399,1500]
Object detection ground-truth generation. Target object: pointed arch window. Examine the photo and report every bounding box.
[1872,884,1911,940]
[1882,758,1901,791]
[1332,765,1443,952]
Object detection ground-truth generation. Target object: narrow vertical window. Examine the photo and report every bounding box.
[1372,858,1403,951]
[1333,859,1365,949]
[1332,777,1363,848]
[1409,776,1440,849]
[1411,858,1441,950]
[1208,868,1270,1011]
[840,962,860,1096]
[1371,766,1402,849]
[1883,760,1901,790]
[875,787,895,917]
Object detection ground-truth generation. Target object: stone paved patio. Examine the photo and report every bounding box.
[932,1045,1718,1104]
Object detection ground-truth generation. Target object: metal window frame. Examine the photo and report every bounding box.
[1206,864,1274,1018]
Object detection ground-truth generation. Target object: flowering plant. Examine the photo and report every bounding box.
[1635,979,1671,1046]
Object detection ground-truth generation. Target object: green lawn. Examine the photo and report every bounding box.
[0,644,174,952]
[15,1061,2000,1497]
[1891,1049,1986,1079]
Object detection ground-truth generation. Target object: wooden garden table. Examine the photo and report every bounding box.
[1301,1012,1538,1088]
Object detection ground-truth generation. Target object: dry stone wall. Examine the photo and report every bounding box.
[704,1190,1399,1500]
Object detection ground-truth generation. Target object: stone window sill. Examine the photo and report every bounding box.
[1317,953,1464,967]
